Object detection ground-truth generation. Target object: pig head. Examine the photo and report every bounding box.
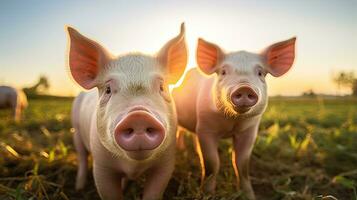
[197,37,296,118]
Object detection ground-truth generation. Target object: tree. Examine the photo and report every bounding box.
[302,89,316,97]
[333,71,357,96]
[353,80,357,96]
[23,75,50,97]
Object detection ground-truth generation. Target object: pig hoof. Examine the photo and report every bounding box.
[75,185,84,191]
[121,178,134,192]
[241,185,256,200]
[244,193,256,200]
[75,180,86,191]
[202,186,216,194]
[75,170,87,190]
[202,179,216,194]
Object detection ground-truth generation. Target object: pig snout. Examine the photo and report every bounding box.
[114,109,165,152]
[231,86,258,112]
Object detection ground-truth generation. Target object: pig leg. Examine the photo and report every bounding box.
[176,127,186,150]
[142,158,175,200]
[73,132,88,190]
[93,163,123,200]
[121,178,129,191]
[232,126,258,200]
[14,106,21,122]
[10,98,20,122]
[196,131,220,193]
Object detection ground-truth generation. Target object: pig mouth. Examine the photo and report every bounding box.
[233,106,251,114]
[125,150,153,160]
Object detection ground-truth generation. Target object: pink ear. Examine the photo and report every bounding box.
[196,38,224,75]
[67,27,112,89]
[158,23,188,84]
[265,37,296,77]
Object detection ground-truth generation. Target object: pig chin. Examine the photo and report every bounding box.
[229,103,265,119]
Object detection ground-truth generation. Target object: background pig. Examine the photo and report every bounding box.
[68,24,187,200]
[0,86,28,122]
[173,37,296,199]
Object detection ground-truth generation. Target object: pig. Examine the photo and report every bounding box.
[173,37,296,199]
[0,86,28,122]
[67,24,187,200]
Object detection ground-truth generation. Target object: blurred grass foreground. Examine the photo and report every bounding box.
[0,96,356,199]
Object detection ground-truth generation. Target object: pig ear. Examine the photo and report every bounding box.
[264,37,296,77]
[196,38,224,75]
[158,23,188,84]
[66,26,112,89]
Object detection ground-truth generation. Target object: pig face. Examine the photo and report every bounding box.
[95,55,178,161]
[67,24,187,161]
[197,38,296,118]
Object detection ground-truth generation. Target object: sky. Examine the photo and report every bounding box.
[0,0,356,96]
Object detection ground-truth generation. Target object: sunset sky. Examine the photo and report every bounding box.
[0,0,356,96]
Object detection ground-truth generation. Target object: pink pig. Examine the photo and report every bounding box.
[68,24,187,200]
[173,37,296,199]
[0,86,28,122]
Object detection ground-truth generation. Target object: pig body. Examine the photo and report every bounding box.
[173,38,296,199]
[0,86,28,121]
[67,24,187,200]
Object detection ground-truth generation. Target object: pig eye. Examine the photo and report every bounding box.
[100,82,113,105]
[105,85,111,94]
[159,82,164,92]
[257,68,265,77]
[158,80,171,102]
[221,69,226,76]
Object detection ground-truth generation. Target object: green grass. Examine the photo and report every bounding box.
[0,97,356,199]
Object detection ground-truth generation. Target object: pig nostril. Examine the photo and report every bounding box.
[248,94,254,99]
[146,127,154,133]
[146,127,158,138]
[236,94,242,98]
[122,128,134,139]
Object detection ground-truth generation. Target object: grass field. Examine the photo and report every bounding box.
[0,97,356,200]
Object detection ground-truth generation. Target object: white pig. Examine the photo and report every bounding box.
[0,86,28,122]
[173,37,296,199]
[68,24,187,200]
